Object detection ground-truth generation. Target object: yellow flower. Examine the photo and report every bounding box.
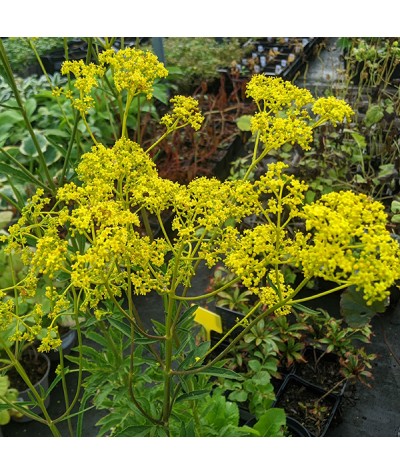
[294,191,400,304]
[246,75,314,112]
[61,60,105,114]
[98,47,168,99]
[160,95,204,131]
[251,113,313,151]
[312,97,354,126]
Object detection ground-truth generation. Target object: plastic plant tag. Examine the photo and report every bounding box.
[194,307,223,340]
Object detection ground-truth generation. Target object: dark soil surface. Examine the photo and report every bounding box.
[6,350,49,391]
[295,348,346,394]
[275,375,339,436]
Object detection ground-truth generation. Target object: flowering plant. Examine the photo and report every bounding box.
[1,41,399,436]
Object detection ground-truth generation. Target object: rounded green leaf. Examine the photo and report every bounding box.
[236,115,252,132]
[19,133,48,157]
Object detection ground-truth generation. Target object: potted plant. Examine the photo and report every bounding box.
[0,322,52,423]
[273,373,342,437]
[1,40,400,438]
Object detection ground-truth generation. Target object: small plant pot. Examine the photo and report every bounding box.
[273,374,342,437]
[11,353,51,423]
[286,416,312,436]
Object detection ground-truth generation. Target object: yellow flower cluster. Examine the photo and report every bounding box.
[30,230,68,279]
[246,75,313,112]
[294,191,400,304]
[244,75,354,153]
[75,138,157,188]
[160,95,204,131]
[1,61,396,358]
[61,60,105,113]
[312,97,354,126]
[98,48,168,99]
[251,113,314,150]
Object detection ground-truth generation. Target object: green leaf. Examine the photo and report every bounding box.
[346,130,367,149]
[378,163,397,180]
[179,419,195,437]
[25,97,37,120]
[292,303,321,316]
[175,389,210,403]
[0,162,34,183]
[236,115,252,132]
[229,389,248,402]
[248,359,261,372]
[202,394,239,431]
[354,174,367,183]
[107,317,132,339]
[252,408,286,437]
[365,104,384,127]
[152,84,169,105]
[305,190,316,204]
[19,133,48,157]
[391,200,400,213]
[251,370,271,386]
[340,286,388,327]
[0,110,22,126]
[0,409,10,425]
[196,366,244,381]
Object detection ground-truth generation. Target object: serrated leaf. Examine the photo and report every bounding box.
[229,389,248,402]
[248,359,261,372]
[340,286,387,327]
[365,104,384,126]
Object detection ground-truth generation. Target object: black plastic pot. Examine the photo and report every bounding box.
[12,353,51,423]
[293,346,348,396]
[273,374,342,437]
[286,416,312,436]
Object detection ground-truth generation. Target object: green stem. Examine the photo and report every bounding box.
[60,110,80,186]
[28,38,72,129]
[122,93,134,138]
[289,283,349,306]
